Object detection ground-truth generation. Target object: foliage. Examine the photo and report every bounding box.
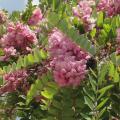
[0,0,120,120]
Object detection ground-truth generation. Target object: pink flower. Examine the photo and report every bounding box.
[72,0,95,31]
[97,0,120,16]
[4,47,16,56]
[48,28,90,87]
[97,0,110,11]
[114,0,120,14]
[53,58,87,87]
[0,70,28,95]
[28,8,43,26]
[73,0,93,21]
[116,47,120,54]
[0,22,37,58]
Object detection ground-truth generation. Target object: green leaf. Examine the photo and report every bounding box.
[48,12,60,26]
[90,28,96,38]
[98,63,108,86]
[52,100,62,110]
[26,72,52,104]
[110,53,116,65]
[0,76,3,85]
[23,56,29,67]
[16,57,24,69]
[2,49,47,73]
[41,84,58,99]
[89,75,96,92]
[83,87,95,101]
[97,11,104,27]
[57,19,96,55]
[108,62,115,77]
[103,24,111,33]
[27,54,34,64]
[40,49,48,59]
[114,70,119,83]
[98,85,114,94]
[97,98,109,110]
[98,107,107,119]
[34,50,40,62]
[80,113,91,120]
[84,96,94,110]
[116,55,120,66]
[52,0,56,11]
[11,62,17,71]
[0,48,4,56]
[90,68,97,78]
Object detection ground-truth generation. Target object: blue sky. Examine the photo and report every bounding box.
[0,0,39,12]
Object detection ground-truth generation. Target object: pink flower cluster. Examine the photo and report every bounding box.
[48,28,90,87]
[97,0,120,16]
[72,0,95,31]
[116,28,120,54]
[0,70,28,95]
[28,8,43,26]
[0,10,7,24]
[0,22,37,59]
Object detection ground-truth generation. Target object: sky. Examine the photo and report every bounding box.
[0,0,39,13]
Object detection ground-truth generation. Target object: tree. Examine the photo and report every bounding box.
[0,0,120,120]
